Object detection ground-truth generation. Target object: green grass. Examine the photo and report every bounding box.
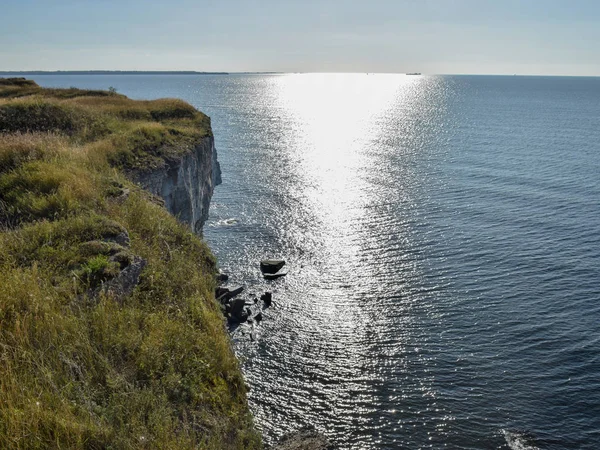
[0,79,260,449]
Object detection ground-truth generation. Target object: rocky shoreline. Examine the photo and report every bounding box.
[215,259,284,326]
[214,260,332,449]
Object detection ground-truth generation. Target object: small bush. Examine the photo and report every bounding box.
[74,254,120,288]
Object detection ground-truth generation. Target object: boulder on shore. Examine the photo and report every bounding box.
[260,259,286,274]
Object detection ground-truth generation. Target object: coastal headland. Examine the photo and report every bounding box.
[0,78,259,448]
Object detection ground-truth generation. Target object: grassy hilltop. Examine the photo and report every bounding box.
[0,79,260,449]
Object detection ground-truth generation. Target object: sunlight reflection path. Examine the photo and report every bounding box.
[230,73,453,448]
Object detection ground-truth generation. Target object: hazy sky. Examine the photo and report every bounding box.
[1,0,599,75]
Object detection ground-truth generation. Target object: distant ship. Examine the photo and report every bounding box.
[406,72,422,75]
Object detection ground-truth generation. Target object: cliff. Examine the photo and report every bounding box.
[0,78,260,449]
[132,136,221,234]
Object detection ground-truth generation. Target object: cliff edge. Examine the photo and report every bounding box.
[0,78,259,449]
[131,135,221,234]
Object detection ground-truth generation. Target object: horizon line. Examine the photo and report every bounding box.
[0,70,598,78]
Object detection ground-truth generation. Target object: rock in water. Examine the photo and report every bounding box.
[215,272,229,283]
[264,272,287,280]
[215,286,229,298]
[261,292,272,306]
[260,259,286,274]
[216,285,244,303]
[229,298,249,323]
[227,285,244,298]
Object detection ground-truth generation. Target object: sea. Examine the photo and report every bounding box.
[23,73,600,449]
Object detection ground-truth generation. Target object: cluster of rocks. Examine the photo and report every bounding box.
[215,287,272,326]
[216,262,335,447]
[215,259,286,326]
[215,284,268,325]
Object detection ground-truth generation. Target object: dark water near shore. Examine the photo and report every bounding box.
[28,74,600,449]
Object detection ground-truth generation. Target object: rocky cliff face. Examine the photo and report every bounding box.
[132,136,221,234]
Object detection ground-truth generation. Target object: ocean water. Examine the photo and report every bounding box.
[27,74,600,449]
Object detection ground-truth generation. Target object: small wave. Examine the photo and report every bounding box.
[503,430,541,450]
[212,218,238,227]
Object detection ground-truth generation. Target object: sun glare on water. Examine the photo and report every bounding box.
[270,73,427,259]
[238,73,448,447]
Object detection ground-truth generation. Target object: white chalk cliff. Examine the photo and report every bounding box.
[132,136,221,234]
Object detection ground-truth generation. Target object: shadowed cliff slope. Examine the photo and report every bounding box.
[0,78,260,449]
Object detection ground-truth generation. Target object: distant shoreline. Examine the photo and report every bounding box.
[0,70,230,75]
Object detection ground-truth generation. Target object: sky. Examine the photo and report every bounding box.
[1,0,599,75]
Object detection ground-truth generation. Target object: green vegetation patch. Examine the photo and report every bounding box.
[0,97,110,139]
[107,122,202,171]
[0,79,260,449]
[0,78,212,171]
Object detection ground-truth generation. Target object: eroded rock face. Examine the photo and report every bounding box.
[132,136,221,234]
[100,256,147,300]
[82,228,147,303]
